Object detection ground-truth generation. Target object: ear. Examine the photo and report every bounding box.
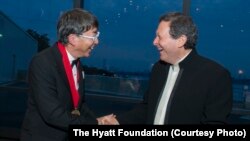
[177,35,187,48]
[67,34,78,46]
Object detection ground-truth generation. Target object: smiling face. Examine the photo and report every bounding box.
[75,28,99,57]
[57,9,99,59]
[66,28,99,58]
[153,21,187,64]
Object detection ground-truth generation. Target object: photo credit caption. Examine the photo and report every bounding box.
[69,125,249,139]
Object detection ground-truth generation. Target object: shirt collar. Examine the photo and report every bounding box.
[174,49,192,65]
[65,49,76,64]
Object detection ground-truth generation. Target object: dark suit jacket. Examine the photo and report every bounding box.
[20,43,97,141]
[118,49,233,124]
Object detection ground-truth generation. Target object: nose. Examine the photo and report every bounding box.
[153,37,158,46]
[94,38,99,44]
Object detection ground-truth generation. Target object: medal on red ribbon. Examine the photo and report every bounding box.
[57,42,81,116]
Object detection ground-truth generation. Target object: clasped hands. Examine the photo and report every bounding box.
[97,114,119,125]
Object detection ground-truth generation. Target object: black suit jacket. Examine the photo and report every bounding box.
[118,50,233,124]
[20,44,97,141]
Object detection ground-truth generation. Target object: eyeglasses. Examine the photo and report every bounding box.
[79,32,100,42]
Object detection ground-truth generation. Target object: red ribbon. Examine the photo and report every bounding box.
[57,42,79,109]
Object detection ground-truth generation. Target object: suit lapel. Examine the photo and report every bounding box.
[152,63,170,121]
[52,44,85,109]
[77,63,85,106]
[52,45,71,91]
[164,67,184,124]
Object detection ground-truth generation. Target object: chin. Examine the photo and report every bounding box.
[160,57,168,63]
[82,53,90,57]
[160,56,165,61]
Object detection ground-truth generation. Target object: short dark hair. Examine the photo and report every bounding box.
[57,8,99,44]
[159,12,198,49]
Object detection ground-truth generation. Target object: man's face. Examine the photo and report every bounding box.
[75,28,99,58]
[153,21,181,64]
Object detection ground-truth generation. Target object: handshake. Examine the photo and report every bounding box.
[97,114,119,125]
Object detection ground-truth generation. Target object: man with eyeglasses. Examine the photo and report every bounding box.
[20,8,114,141]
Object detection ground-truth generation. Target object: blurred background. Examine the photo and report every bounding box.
[0,0,250,140]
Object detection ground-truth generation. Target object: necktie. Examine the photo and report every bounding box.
[71,59,80,68]
[71,59,80,89]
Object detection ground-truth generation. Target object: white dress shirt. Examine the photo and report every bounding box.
[154,50,192,125]
[154,64,180,124]
[66,50,79,90]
